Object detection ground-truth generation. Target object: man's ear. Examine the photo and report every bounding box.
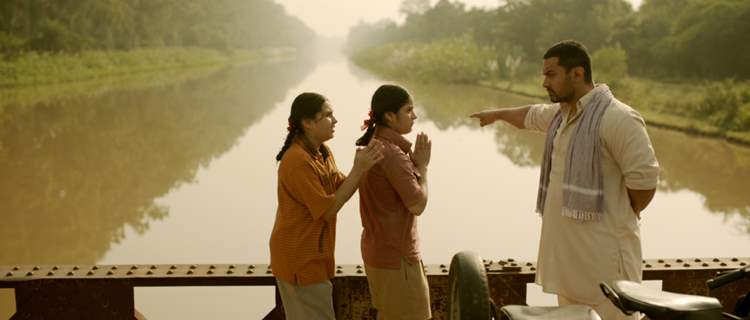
[573,66,585,82]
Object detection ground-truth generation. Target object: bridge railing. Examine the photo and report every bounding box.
[2,257,748,319]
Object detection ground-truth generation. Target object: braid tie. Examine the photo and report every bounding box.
[360,109,375,131]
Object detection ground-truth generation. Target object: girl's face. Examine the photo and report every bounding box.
[387,99,417,135]
[306,102,337,142]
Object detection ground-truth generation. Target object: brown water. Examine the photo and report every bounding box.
[1,54,748,318]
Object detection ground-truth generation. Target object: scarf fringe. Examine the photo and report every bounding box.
[536,85,613,221]
[561,207,601,221]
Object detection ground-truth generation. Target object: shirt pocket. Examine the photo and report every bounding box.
[312,161,337,194]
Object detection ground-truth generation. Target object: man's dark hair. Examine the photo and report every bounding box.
[543,40,593,84]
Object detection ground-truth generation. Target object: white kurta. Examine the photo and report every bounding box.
[524,86,660,306]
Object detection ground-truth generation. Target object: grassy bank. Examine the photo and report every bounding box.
[480,77,750,146]
[0,47,295,88]
[0,47,298,112]
[0,64,227,111]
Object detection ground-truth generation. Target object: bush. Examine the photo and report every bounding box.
[736,103,750,130]
[592,45,628,86]
[0,32,26,57]
[694,79,750,131]
[29,19,80,52]
[352,36,495,84]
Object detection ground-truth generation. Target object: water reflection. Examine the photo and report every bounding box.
[408,82,546,168]
[0,59,314,265]
[649,129,750,232]
[407,82,750,232]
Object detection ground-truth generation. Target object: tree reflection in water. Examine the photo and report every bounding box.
[408,81,750,233]
[649,128,750,233]
[0,58,314,265]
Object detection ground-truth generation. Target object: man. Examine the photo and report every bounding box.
[470,40,659,319]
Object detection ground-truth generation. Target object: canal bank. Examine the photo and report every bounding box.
[477,79,750,147]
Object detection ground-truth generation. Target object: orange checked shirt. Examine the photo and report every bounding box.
[269,139,345,286]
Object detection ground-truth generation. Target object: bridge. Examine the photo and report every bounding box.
[2,257,748,319]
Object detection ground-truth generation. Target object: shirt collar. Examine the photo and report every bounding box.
[576,84,607,113]
[560,84,605,120]
[375,126,412,154]
[293,136,323,160]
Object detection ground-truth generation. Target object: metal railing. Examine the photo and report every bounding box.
[2,257,748,319]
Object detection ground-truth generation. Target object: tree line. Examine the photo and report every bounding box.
[347,0,750,80]
[0,0,314,55]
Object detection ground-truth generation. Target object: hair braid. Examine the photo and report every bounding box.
[275,123,299,161]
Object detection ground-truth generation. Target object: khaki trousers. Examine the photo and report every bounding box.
[276,278,335,320]
[365,259,432,320]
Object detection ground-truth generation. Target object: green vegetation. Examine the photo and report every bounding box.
[0,0,312,54]
[347,0,750,145]
[0,47,292,88]
[351,37,494,83]
[1,59,230,110]
[0,0,313,87]
[478,77,750,145]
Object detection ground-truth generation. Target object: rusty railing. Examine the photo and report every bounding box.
[1,257,748,319]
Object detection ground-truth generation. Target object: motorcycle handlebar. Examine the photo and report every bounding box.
[707,266,750,290]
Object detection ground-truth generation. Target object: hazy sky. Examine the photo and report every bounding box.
[278,0,644,37]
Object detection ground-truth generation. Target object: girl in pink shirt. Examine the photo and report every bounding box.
[356,84,432,320]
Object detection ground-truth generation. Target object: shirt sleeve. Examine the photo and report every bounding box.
[524,103,560,132]
[601,107,660,190]
[282,163,336,220]
[326,152,347,188]
[334,170,346,189]
[382,149,424,209]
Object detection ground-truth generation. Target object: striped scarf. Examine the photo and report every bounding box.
[536,85,613,221]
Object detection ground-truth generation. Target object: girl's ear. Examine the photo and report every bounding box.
[382,112,395,127]
[300,118,312,132]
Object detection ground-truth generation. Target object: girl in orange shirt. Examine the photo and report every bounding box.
[270,92,383,319]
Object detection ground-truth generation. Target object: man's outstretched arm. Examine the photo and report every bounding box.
[469,106,531,129]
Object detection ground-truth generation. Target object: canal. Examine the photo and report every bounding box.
[1,51,748,319]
